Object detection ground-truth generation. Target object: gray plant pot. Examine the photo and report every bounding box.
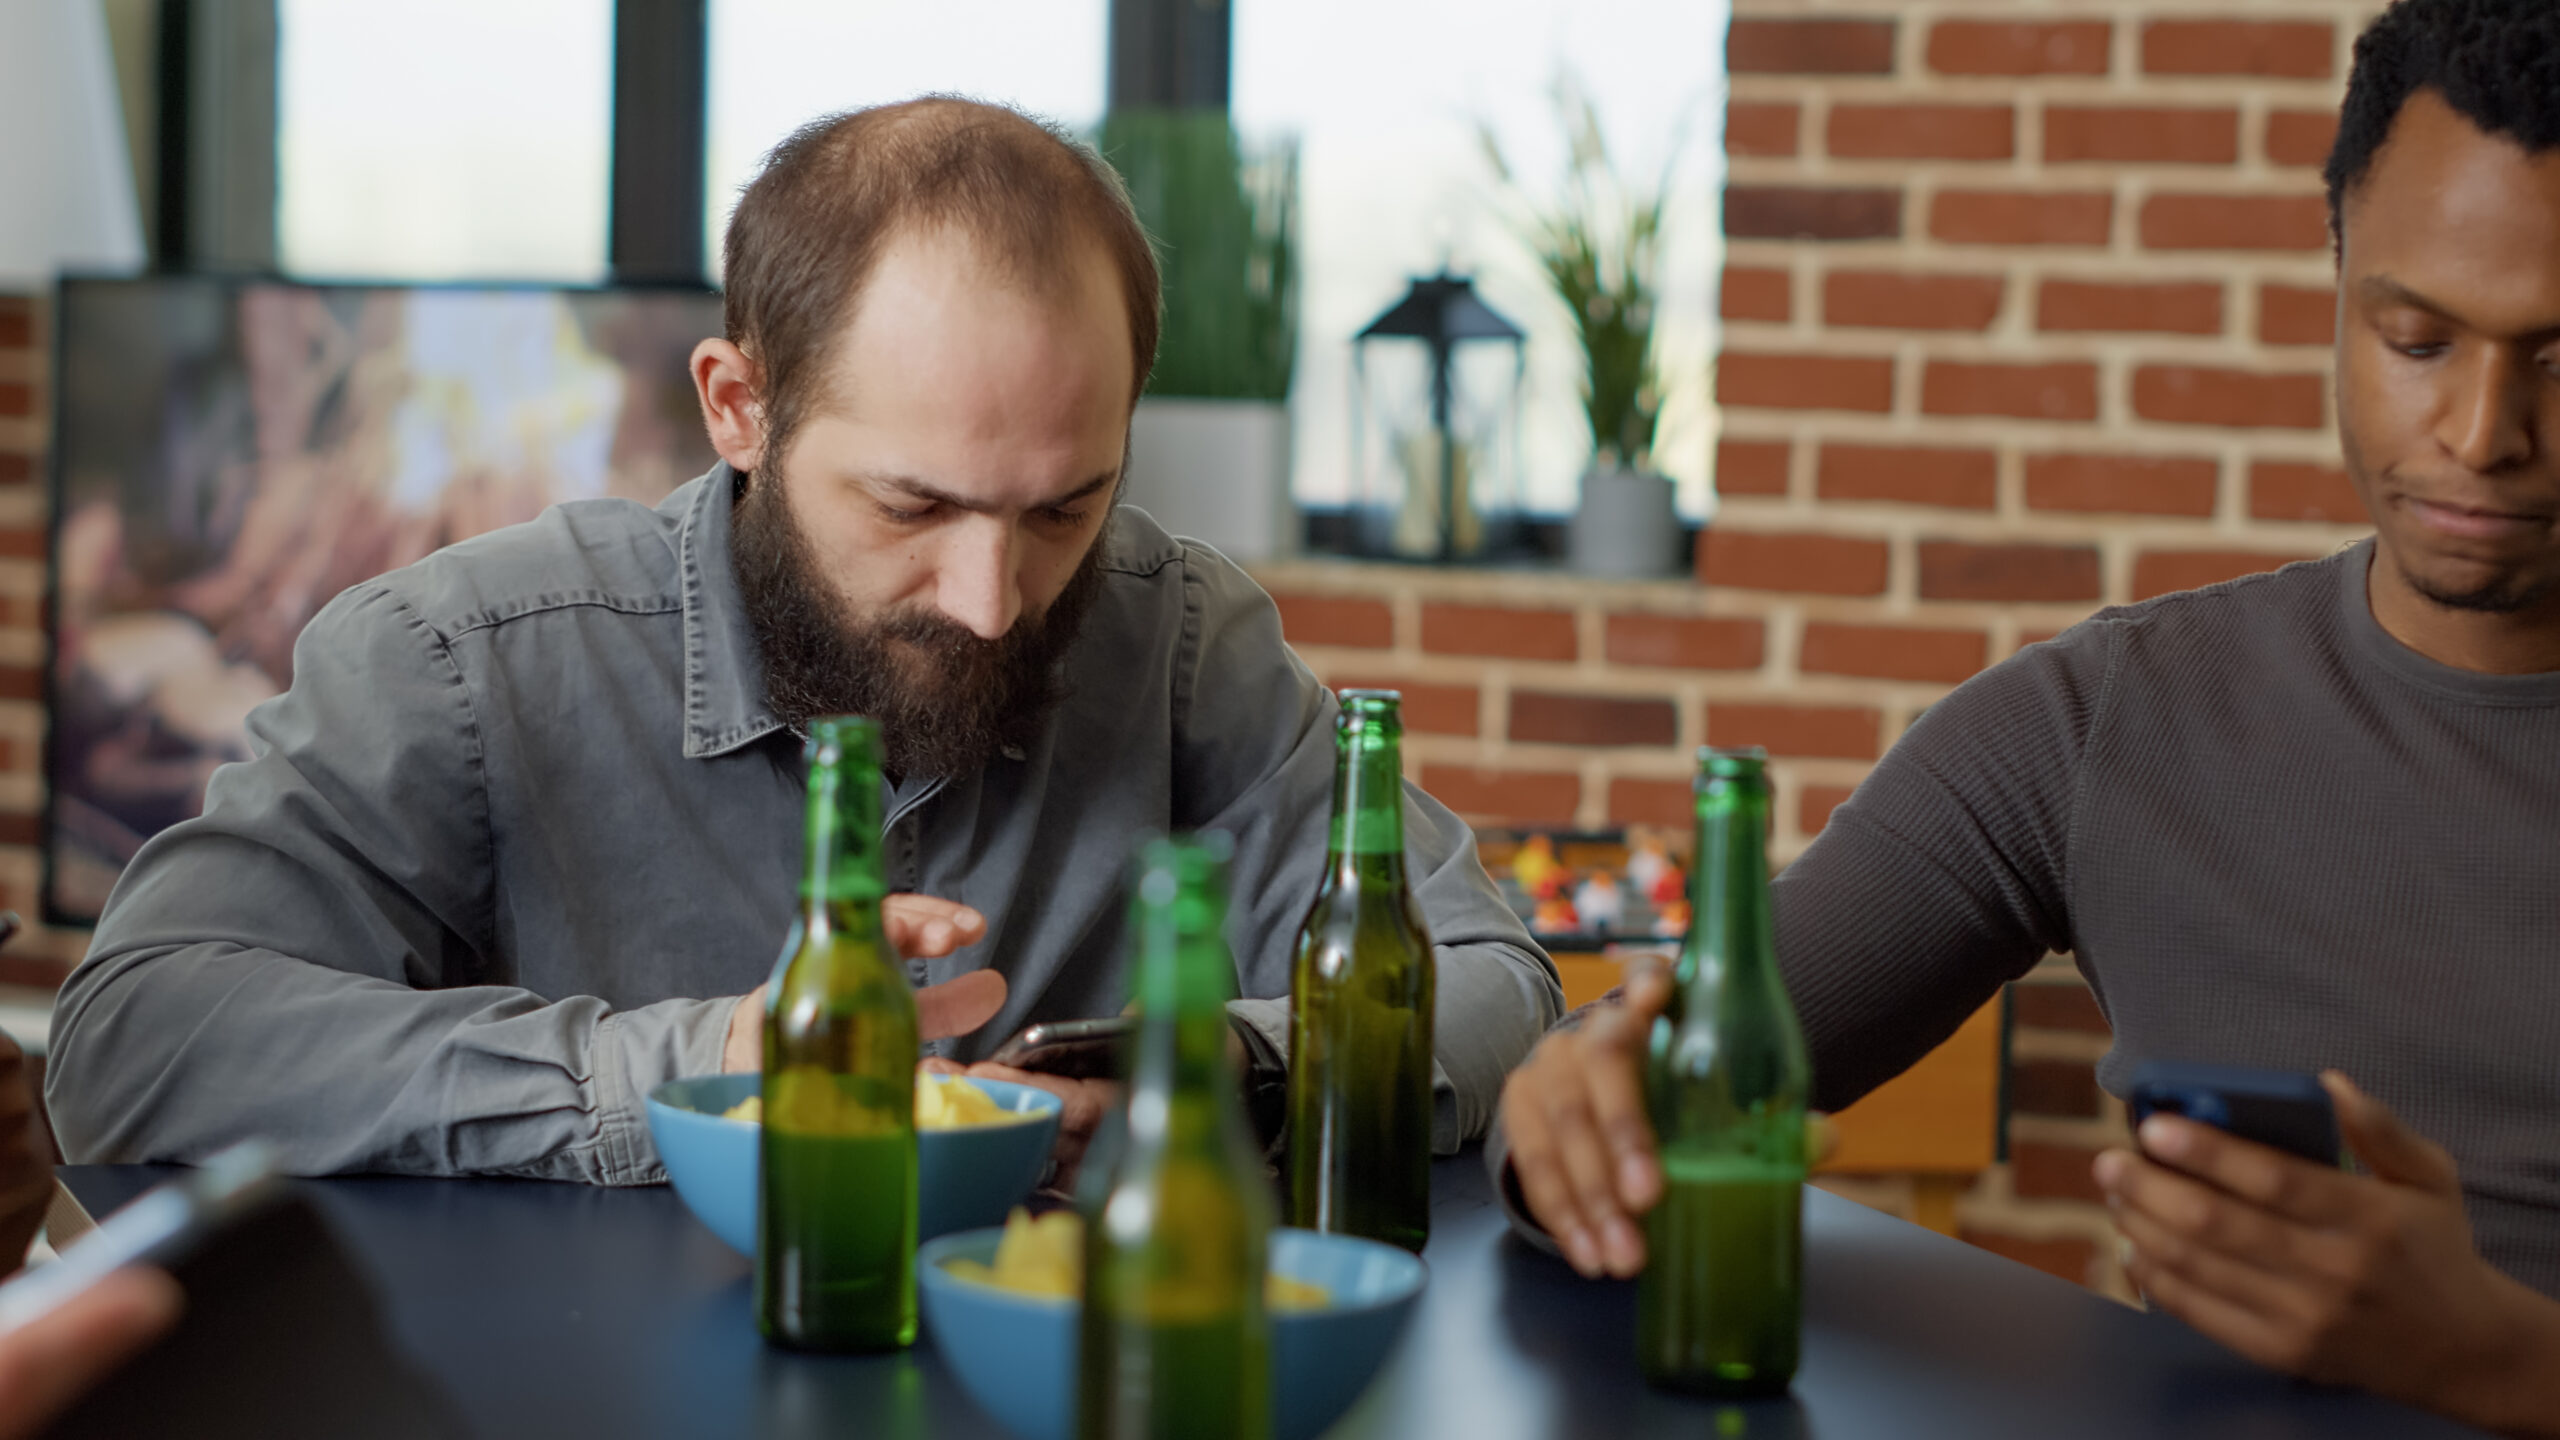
[1568,466,1684,578]
[1120,398,1296,562]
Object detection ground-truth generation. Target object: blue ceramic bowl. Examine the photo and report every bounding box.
[645,1072,1063,1254]
[916,1226,1426,1440]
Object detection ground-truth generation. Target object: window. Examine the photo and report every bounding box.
[1236,0,1724,516]
[276,0,614,282]
[704,0,1109,275]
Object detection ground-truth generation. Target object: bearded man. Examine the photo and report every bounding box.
[45,99,1561,1184]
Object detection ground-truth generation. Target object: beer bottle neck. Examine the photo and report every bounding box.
[1327,716,1407,874]
[803,749,886,927]
[1680,770,1775,999]
[1129,872,1244,1139]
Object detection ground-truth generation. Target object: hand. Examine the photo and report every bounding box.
[0,1033,49,1267]
[724,895,998,1073]
[2097,1072,2560,1437]
[947,1061,1118,1194]
[1498,957,1675,1278]
[0,1267,183,1440]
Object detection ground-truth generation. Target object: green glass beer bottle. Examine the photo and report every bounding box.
[1284,690,1435,1252]
[1637,746,1811,1396]
[757,716,920,1353]
[1077,834,1273,1440]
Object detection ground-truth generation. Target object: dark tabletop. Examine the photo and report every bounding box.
[59,1157,2482,1440]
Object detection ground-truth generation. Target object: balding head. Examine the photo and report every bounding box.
[721,97,1162,458]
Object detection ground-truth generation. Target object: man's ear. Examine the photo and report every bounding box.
[692,337,767,473]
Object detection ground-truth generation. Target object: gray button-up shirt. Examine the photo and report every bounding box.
[48,467,1561,1184]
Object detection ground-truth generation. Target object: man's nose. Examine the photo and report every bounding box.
[935,519,1023,641]
[2438,346,2535,475]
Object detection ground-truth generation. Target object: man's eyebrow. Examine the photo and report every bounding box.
[2357,274,2560,343]
[864,469,1119,513]
[2358,274,2457,318]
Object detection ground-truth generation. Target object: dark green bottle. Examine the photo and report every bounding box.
[1284,690,1435,1252]
[1638,746,1811,1396]
[758,716,920,1353]
[1077,834,1272,1440]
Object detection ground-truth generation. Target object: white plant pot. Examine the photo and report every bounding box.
[1120,398,1296,563]
[1568,466,1684,578]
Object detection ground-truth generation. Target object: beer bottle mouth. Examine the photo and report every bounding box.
[1336,690,1403,732]
[806,714,884,766]
[1698,746,1769,780]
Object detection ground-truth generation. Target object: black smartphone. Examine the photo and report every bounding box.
[985,1015,1138,1080]
[9,1144,469,1440]
[2128,1060,2342,1168]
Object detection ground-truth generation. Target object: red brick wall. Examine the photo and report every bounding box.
[1708,0,2375,1289]
[1261,555,2147,1290]
[1265,0,2383,1297]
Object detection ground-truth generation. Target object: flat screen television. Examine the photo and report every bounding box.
[44,276,725,923]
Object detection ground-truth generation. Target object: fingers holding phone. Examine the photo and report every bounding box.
[967,1017,1141,1192]
[2094,1065,2548,1427]
[984,1017,1134,1081]
[0,1268,181,1440]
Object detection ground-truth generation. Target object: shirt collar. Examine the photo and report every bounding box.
[675,462,792,759]
[2338,537,2560,706]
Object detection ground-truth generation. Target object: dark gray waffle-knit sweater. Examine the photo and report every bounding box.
[1491,538,2560,1299]
[1778,538,2560,1297]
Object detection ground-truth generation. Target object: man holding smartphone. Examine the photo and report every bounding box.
[1495,1,2560,1434]
[45,101,1560,1188]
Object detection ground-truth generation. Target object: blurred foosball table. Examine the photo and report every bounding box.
[1482,831,2004,1236]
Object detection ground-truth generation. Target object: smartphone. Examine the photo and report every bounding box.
[9,1144,469,1440]
[2128,1060,2342,1168]
[985,1015,1138,1080]
[0,1143,278,1333]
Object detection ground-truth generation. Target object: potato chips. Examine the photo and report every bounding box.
[941,1207,1334,1312]
[916,1074,1019,1129]
[719,1075,1037,1130]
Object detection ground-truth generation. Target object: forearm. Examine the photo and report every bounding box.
[1430,940,1562,1149]
[1776,780,2072,1112]
[46,941,730,1184]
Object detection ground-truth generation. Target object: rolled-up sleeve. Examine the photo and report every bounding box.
[46,582,725,1184]
[1168,546,1563,1150]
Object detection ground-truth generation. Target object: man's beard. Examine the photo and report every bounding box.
[731,465,1106,779]
[2403,561,2559,616]
[2352,445,2560,617]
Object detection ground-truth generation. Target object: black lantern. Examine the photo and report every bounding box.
[1349,271,1528,562]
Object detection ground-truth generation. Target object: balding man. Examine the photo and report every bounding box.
[47,99,1560,1184]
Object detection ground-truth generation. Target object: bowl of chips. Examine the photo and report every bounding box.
[645,1072,1063,1255]
[916,1208,1426,1440]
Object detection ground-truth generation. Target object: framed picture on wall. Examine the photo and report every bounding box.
[43,275,724,923]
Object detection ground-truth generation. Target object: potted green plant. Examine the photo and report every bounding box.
[1480,80,1685,577]
[1101,110,1299,561]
